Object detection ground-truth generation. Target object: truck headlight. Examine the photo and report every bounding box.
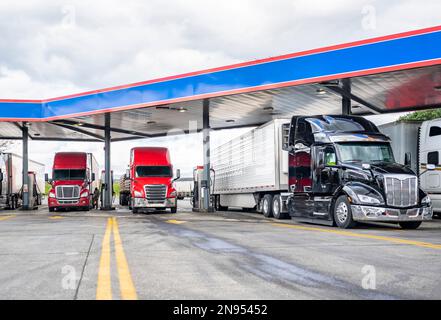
[134,190,143,197]
[169,191,177,198]
[422,196,432,207]
[80,191,89,198]
[49,192,56,198]
[357,194,382,205]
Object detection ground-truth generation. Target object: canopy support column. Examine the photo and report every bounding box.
[21,123,30,210]
[341,78,351,115]
[103,113,114,210]
[202,99,214,212]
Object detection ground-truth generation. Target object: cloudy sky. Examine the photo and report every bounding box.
[1,0,440,176]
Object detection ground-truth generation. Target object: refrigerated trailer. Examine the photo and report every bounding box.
[0,153,45,209]
[379,119,441,215]
[212,119,291,218]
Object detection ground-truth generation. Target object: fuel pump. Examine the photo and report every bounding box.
[192,166,215,212]
[21,172,41,209]
[100,170,114,209]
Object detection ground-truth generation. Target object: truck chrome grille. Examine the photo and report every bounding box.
[384,175,417,207]
[56,186,80,199]
[144,185,167,204]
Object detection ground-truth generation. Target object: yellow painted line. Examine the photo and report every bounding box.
[0,215,15,221]
[49,216,63,220]
[166,219,186,225]
[96,218,113,300]
[272,223,441,250]
[112,217,137,300]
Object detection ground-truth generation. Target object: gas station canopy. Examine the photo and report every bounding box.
[1,25,441,141]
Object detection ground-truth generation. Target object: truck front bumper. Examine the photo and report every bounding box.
[132,197,176,208]
[49,197,89,208]
[351,205,433,222]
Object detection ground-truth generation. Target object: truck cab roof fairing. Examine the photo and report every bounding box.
[305,115,380,134]
[131,147,171,166]
[53,152,87,169]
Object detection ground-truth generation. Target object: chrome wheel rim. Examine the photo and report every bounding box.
[273,198,280,216]
[263,199,269,214]
[336,202,348,223]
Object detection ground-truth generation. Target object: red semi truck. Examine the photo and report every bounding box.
[47,152,100,212]
[127,147,180,213]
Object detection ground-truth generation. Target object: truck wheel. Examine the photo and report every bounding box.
[272,195,288,219]
[49,207,55,212]
[333,195,357,229]
[132,207,138,214]
[170,206,177,214]
[262,194,273,218]
[399,221,422,229]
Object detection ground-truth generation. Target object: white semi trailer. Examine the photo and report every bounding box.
[379,119,441,215]
[174,177,193,199]
[211,119,291,217]
[0,153,45,209]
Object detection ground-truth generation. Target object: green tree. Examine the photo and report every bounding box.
[399,109,441,122]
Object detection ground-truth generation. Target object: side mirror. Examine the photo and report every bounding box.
[126,169,130,178]
[175,169,181,180]
[0,171,3,182]
[91,173,96,182]
[318,151,325,170]
[45,173,49,182]
[404,152,412,167]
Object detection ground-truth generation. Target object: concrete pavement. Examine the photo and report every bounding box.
[0,202,440,300]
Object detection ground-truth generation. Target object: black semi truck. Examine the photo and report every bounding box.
[281,115,433,229]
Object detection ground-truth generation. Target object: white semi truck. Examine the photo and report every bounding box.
[211,119,291,218]
[0,153,45,209]
[379,119,441,215]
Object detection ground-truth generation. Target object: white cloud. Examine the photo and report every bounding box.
[0,0,440,175]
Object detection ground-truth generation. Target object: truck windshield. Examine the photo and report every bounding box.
[53,169,86,180]
[135,166,172,177]
[337,143,395,164]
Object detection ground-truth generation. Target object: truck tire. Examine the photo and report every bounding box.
[399,221,422,229]
[272,195,288,219]
[170,206,177,214]
[262,194,273,218]
[132,207,138,214]
[49,207,55,212]
[333,195,357,229]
